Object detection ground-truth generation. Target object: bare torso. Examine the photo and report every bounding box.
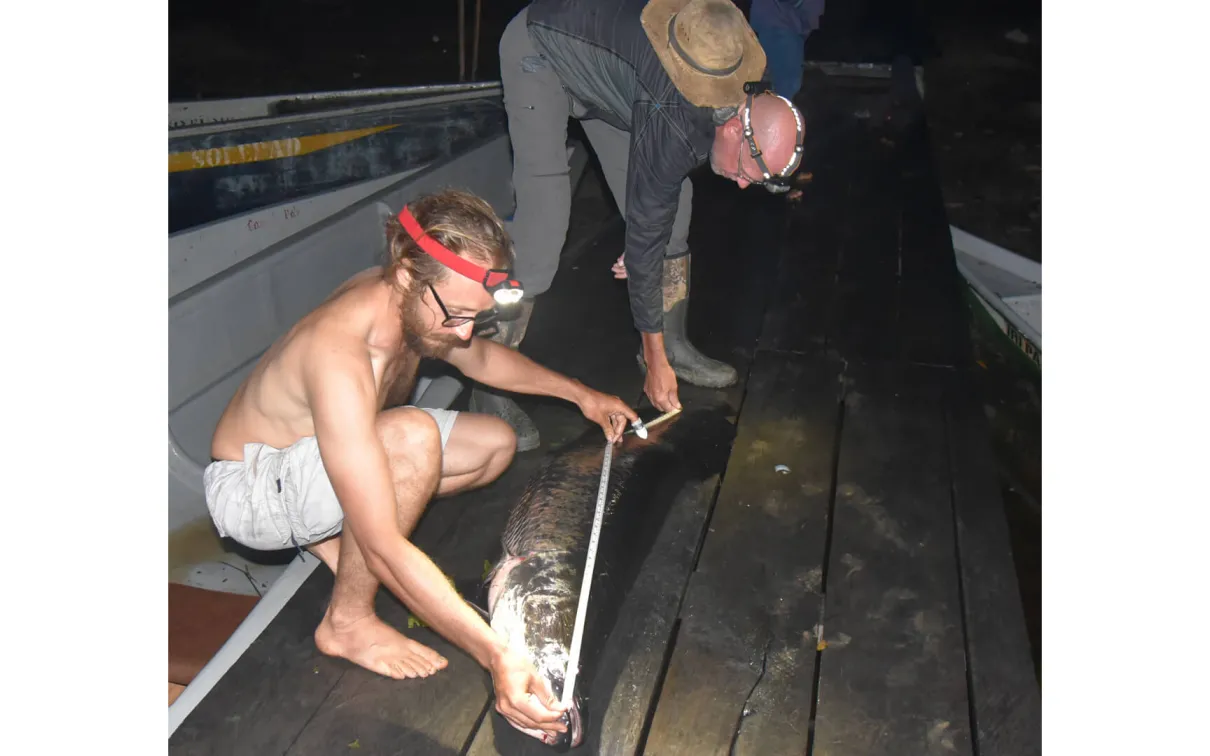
[210,267,419,461]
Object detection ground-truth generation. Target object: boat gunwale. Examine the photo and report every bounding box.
[950,225,1042,349]
[169,84,503,140]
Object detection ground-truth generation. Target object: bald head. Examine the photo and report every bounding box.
[709,93,803,190]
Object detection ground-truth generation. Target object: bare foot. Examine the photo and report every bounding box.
[314,611,449,680]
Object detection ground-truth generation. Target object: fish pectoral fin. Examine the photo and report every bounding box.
[463,597,491,622]
[452,578,492,614]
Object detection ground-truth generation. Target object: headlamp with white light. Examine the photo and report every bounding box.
[397,205,526,309]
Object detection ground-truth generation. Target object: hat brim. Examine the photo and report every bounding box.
[641,0,767,109]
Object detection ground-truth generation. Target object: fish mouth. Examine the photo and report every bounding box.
[543,700,583,750]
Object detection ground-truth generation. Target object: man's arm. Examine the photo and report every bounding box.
[444,339,638,441]
[445,338,589,405]
[621,156,680,407]
[304,346,507,668]
[618,105,704,410]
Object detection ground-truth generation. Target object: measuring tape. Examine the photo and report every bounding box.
[561,439,612,707]
[560,407,681,708]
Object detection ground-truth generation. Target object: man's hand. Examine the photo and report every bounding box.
[577,388,640,444]
[644,359,682,413]
[611,254,628,279]
[640,332,682,413]
[490,646,568,740]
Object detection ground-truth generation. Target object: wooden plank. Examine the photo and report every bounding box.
[643,353,843,754]
[897,280,967,367]
[761,197,839,354]
[898,154,959,282]
[893,113,967,368]
[796,75,865,194]
[812,363,973,756]
[464,478,722,756]
[827,278,897,361]
[826,276,966,368]
[678,177,785,409]
[168,569,348,756]
[587,479,722,756]
[946,370,1042,756]
[730,582,823,756]
[760,276,834,355]
[639,571,770,754]
[787,195,844,275]
[837,129,902,280]
[838,194,900,280]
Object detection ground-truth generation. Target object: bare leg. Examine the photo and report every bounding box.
[434,413,516,498]
[313,407,450,679]
[307,535,341,573]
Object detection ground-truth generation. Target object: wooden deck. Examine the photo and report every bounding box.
[168,74,1040,756]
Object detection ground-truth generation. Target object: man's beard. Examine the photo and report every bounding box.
[400,294,468,359]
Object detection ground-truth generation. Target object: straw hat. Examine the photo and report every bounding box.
[641,0,767,108]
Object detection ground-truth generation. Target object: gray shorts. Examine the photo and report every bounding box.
[202,407,458,551]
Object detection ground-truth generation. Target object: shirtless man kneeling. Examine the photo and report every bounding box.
[203,189,638,741]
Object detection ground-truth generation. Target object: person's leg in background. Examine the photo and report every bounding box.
[749,19,805,100]
[750,0,829,100]
[485,8,573,452]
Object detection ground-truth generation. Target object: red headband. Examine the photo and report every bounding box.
[397,205,516,290]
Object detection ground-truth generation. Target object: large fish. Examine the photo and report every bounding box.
[485,406,736,749]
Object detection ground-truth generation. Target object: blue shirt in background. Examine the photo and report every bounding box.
[749,0,826,39]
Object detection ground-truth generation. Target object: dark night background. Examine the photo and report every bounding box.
[168,0,1040,261]
[169,0,1042,676]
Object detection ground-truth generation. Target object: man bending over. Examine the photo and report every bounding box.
[203,189,638,741]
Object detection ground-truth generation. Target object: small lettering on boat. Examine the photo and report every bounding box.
[245,205,301,233]
[1005,320,1042,368]
[169,125,398,174]
[190,138,304,169]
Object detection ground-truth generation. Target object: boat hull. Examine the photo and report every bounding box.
[169,89,508,233]
[949,225,1041,372]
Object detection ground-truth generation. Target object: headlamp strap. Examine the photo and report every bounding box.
[740,83,806,189]
[397,205,517,291]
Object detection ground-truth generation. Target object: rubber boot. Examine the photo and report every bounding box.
[637,254,738,388]
[469,299,541,452]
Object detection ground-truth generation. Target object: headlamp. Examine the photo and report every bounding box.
[397,205,526,304]
[491,280,524,306]
[740,80,805,194]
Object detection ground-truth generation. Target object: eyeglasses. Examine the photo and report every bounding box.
[428,285,499,329]
[398,205,525,305]
[734,149,766,186]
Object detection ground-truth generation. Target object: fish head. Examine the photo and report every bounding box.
[488,551,585,748]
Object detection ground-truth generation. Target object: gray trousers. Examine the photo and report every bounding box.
[499,8,694,298]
